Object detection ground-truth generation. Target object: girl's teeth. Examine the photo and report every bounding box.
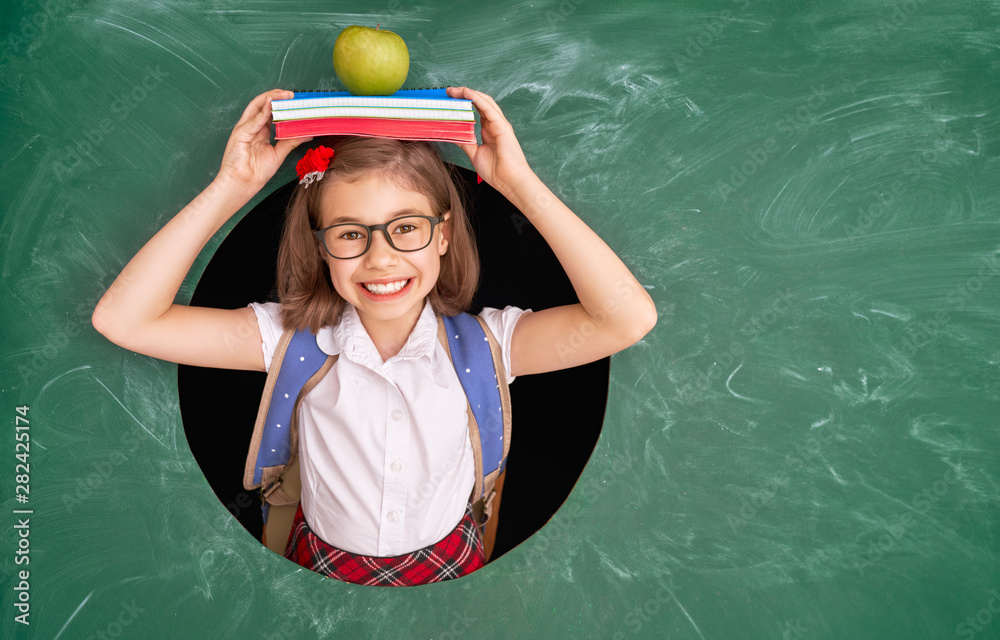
[365,279,408,294]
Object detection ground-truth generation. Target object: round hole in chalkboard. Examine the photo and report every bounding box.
[177,164,610,567]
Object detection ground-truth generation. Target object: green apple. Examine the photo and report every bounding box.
[333,24,409,96]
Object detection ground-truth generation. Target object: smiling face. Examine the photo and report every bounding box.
[316,173,449,334]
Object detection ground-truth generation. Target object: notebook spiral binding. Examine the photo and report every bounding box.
[294,86,447,93]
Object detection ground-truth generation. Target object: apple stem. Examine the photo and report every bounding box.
[376,23,380,30]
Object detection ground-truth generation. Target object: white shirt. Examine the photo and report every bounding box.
[250,299,528,557]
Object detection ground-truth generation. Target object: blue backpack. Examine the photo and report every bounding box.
[243,312,512,557]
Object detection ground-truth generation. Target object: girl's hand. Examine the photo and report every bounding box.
[218,89,312,193]
[447,87,533,194]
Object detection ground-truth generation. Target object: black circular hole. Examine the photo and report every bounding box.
[178,164,610,562]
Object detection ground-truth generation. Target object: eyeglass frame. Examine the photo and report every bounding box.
[313,214,446,260]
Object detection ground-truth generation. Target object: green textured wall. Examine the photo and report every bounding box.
[2,1,998,638]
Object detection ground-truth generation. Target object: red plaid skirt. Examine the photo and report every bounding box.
[283,502,485,586]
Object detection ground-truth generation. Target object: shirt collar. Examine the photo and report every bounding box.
[316,301,441,369]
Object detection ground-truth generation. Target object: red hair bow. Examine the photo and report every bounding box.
[296,146,335,187]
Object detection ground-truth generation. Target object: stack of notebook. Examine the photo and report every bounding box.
[271,88,477,144]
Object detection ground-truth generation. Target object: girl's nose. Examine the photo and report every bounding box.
[364,229,398,268]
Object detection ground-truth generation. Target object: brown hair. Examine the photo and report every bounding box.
[277,137,480,333]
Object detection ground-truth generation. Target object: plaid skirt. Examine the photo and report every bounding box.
[283,502,485,586]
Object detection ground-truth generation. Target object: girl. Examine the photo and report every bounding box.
[92,86,657,586]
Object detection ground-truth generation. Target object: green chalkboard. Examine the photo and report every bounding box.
[2,1,998,639]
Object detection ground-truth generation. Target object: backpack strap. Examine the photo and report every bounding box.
[243,328,335,526]
[438,313,513,530]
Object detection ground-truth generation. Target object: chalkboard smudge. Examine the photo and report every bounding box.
[829,466,846,485]
[0,133,41,174]
[93,19,219,87]
[811,416,832,429]
[39,364,92,397]
[92,376,170,450]
[870,308,911,321]
[725,363,766,403]
[781,367,808,382]
[807,175,850,229]
[819,91,954,125]
[762,177,794,226]
[52,590,93,640]
[277,33,305,83]
[666,587,708,640]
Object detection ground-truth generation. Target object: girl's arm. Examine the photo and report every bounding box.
[91,89,311,371]
[446,87,657,378]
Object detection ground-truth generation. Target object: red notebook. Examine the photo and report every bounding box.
[274,117,477,144]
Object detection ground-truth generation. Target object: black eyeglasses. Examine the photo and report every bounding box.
[314,215,444,259]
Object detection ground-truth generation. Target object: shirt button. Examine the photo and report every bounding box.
[391,460,403,473]
[391,409,403,421]
[386,511,399,522]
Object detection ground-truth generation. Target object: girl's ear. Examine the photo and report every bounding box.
[438,211,451,255]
